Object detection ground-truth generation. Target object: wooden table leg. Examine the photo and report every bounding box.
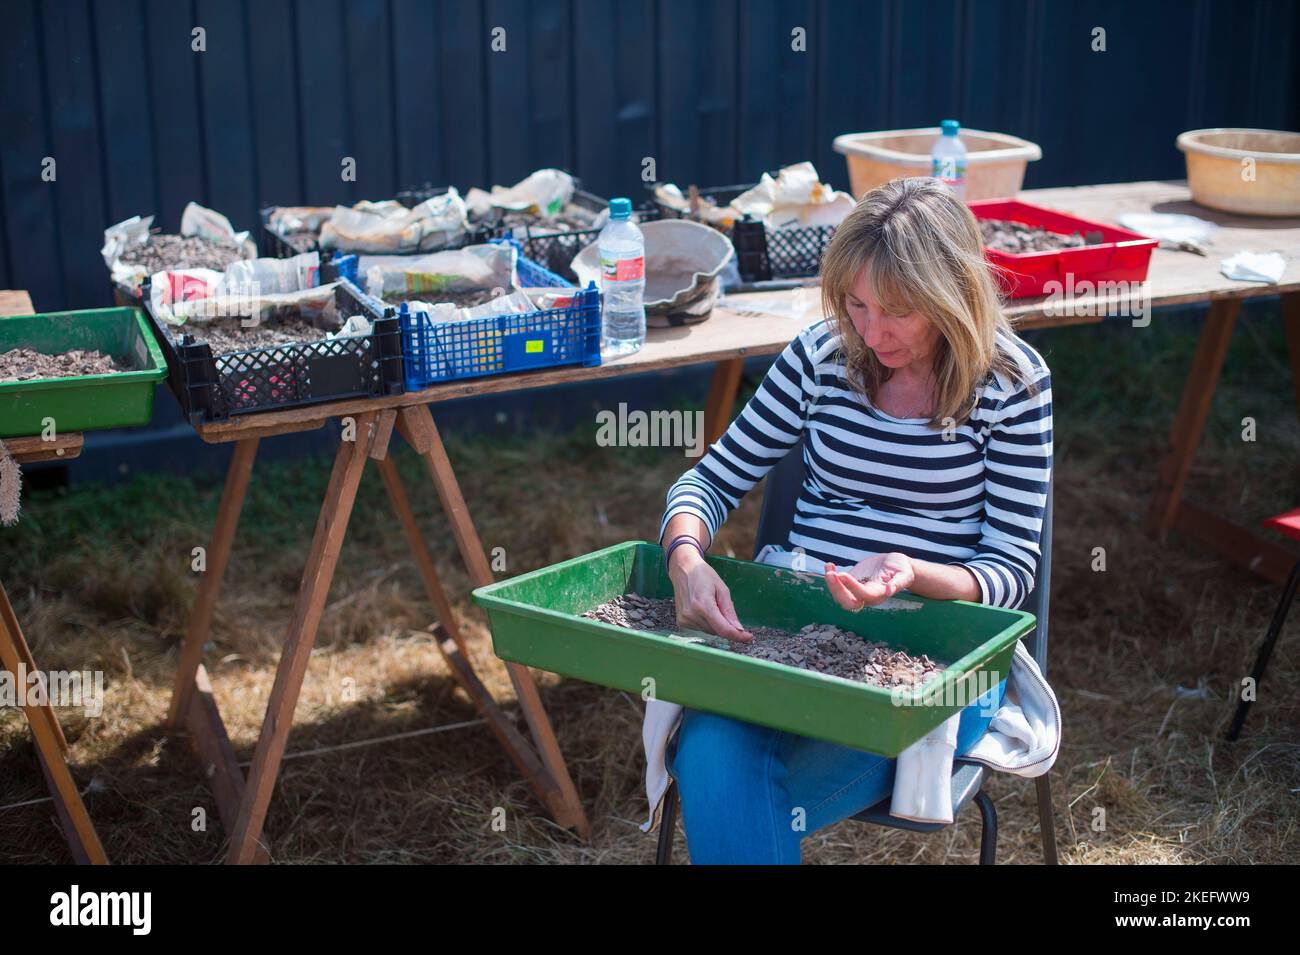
[1146,298,1241,536]
[396,405,591,839]
[167,438,259,727]
[0,580,107,864]
[703,357,745,445]
[1283,291,1300,419]
[375,456,470,658]
[0,581,68,756]
[1144,295,1300,585]
[226,414,380,864]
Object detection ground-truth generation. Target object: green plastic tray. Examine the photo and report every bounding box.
[0,307,166,438]
[473,541,1034,756]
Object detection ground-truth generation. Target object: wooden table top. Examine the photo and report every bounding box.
[0,290,35,317]
[197,180,1298,443]
[5,180,1273,445]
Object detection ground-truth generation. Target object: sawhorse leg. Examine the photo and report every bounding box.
[0,580,107,864]
[169,407,590,862]
[225,412,383,863]
[394,405,590,838]
[703,358,745,445]
[168,437,259,728]
[1146,295,1299,584]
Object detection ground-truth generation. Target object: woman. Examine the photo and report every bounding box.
[657,177,1053,864]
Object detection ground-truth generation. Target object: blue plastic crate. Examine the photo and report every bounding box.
[376,241,601,390]
[487,237,568,288]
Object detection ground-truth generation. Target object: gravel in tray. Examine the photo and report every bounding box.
[380,288,503,309]
[181,318,333,355]
[583,593,946,689]
[494,203,602,234]
[0,347,125,382]
[118,233,246,274]
[979,218,1104,255]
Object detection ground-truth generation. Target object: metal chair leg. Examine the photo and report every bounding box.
[974,789,997,865]
[655,780,678,865]
[1035,774,1059,865]
[1227,559,1300,741]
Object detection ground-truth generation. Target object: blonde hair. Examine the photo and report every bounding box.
[820,177,1033,427]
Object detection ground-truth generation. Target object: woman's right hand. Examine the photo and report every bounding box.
[668,547,753,643]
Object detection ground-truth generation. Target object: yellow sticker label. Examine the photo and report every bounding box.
[525,340,544,354]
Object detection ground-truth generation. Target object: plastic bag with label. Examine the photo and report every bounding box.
[361,243,517,299]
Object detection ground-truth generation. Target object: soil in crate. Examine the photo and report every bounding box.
[118,233,246,274]
[583,593,946,689]
[380,288,502,309]
[277,230,319,254]
[979,218,1103,254]
[493,203,601,234]
[0,347,125,382]
[191,317,331,356]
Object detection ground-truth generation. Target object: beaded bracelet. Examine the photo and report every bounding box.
[663,534,705,572]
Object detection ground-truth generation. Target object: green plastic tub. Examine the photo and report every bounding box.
[0,307,166,438]
[473,541,1034,756]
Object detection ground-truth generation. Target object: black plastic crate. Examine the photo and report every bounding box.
[646,180,837,283]
[496,187,609,284]
[140,276,404,425]
[259,184,498,260]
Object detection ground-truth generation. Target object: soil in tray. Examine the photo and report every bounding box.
[491,203,602,234]
[183,317,332,355]
[380,288,502,308]
[979,218,1104,255]
[0,347,126,382]
[276,229,319,253]
[118,233,246,275]
[584,593,946,689]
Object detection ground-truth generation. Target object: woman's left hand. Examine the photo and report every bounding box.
[824,552,915,611]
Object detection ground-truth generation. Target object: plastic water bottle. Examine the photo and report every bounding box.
[931,119,968,201]
[597,197,646,355]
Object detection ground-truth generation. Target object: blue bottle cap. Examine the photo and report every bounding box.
[941,119,960,136]
[609,197,632,219]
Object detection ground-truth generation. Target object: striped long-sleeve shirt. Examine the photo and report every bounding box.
[659,320,1054,610]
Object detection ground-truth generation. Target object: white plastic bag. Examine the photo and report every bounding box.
[180,202,256,257]
[320,189,469,254]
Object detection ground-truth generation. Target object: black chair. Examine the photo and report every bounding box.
[656,437,1059,865]
[1225,509,1300,741]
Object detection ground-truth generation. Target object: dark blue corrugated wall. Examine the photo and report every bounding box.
[1,0,1297,312]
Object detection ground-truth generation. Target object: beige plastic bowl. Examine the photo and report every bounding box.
[833,127,1042,200]
[1177,128,1300,217]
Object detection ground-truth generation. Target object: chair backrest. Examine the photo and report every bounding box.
[753,436,809,557]
[752,440,1053,677]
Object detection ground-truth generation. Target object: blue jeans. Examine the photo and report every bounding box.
[668,678,1007,864]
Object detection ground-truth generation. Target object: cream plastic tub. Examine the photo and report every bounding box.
[1177,128,1300,217]
[833,127,1042,200]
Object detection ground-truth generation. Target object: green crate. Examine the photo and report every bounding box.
[0,307,166,438]
[473,541,1034,756]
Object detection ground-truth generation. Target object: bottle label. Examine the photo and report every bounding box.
[600,254,644,282]
[931,156,967,185]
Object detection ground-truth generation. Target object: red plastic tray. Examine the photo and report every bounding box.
[968,199,1158,299]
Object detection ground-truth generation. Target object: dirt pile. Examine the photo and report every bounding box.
[979,218,1102,254]
[584,593,945,689]
[0,347,124,382]
[184,318,331,355]
[119,233,245,274]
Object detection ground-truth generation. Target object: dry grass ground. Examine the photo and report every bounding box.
[1,303,1297,864]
